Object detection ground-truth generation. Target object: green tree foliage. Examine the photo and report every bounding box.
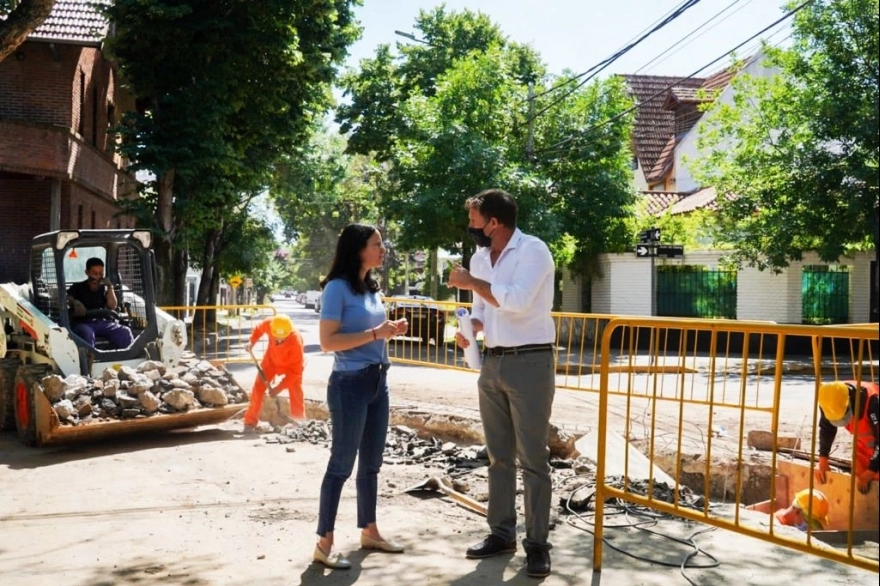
[336,7,635,278]
[270,126,385,289]
[693,0,878,272]
[0,0,55,62]
[101,0,360,304]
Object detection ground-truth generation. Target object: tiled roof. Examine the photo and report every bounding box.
[26,0,111,45]
[638,190,685,216]
[666,186,718,215]
[638,187,718,217]
[646,134,677,182]
[665,86,703,105]
[623,75,705,175]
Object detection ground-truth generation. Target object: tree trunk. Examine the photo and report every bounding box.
[172,247,188,306]
[195,228,222,327]
[0,0,56,63]
[153,170,176,305]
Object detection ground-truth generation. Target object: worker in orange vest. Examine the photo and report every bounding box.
[243,315,305,431]
[815,380,880,494]
[774,488,830,531]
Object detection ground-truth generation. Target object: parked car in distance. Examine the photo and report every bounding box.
[303,290,322,310]
[387,295,446,344]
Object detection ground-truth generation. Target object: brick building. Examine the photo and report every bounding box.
[0,0,136,285]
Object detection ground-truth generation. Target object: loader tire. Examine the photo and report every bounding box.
[14,364,54,447]
[0,358,22,431]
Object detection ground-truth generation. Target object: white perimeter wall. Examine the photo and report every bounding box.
[573,250,875,324]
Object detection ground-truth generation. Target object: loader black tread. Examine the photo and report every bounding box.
[0,358,22,431]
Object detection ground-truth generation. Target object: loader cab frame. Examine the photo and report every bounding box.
[29,230,161,365]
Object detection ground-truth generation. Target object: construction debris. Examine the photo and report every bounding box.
[42,355,248,426]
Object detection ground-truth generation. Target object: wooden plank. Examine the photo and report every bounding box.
[777,459,878,532]
[575,429,676,485]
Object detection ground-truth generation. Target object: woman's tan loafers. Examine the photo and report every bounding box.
[360,533,405,553]
[313,544,351,569]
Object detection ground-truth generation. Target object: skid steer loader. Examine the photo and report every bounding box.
[0,229,245,446]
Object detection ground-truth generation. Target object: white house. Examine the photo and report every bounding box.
[560,54,876,324]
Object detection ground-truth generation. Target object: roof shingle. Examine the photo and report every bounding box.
[623,75,706,174]
[25,0,110,45]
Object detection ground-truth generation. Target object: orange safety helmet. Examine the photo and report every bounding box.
[270,315,294,339]
[818,381,850,422]
[792,488,830,530]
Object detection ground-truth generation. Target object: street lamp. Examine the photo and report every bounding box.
[394,30,432,46]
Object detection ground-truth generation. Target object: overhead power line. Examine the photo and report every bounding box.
[534,0,815,160]
[525,0,704,123]
[634,0,756,75]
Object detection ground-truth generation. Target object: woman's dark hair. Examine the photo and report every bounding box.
[320,223,381,295]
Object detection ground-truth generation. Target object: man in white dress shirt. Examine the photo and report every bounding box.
[448,188,556,579]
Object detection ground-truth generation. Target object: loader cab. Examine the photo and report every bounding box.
[29,230,161,364]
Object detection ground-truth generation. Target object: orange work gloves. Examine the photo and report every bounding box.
[856,469,875,494]
[814,456,830,484]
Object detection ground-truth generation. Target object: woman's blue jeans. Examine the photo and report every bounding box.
[316,363,390,537]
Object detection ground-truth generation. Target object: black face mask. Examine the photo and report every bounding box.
[468,225,493,248]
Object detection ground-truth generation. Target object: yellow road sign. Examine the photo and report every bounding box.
[228,276,243,288]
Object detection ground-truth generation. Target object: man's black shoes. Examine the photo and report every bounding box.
[525,545,551,578]
[465,534,517,559]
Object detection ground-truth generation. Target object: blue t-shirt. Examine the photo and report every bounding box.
[320,278,388,371]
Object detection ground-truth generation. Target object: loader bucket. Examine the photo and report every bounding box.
[19,370,247,447]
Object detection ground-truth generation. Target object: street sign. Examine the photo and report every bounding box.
[657,244,684,258]
[635,245,657,257]
[639,227,662,244]
[228,276,243,288]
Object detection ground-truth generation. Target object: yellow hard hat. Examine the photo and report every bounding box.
[818,381,850,421]
[793,488,829,529]
[270,315,293,339]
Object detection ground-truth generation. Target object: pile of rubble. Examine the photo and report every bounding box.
[41,356,248,425]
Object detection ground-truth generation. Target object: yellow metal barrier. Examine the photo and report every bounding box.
[176,300,878,571]
[591,317,878,574]
[385,299,793,411]
[161,304,277,363]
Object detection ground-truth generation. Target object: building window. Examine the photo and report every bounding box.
[78,71,86,136]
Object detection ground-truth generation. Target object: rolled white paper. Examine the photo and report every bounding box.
[456,307,482,370]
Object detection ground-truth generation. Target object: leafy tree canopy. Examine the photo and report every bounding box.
[100,0,361,303]
[336,6,635,277]
[693,0,878,272]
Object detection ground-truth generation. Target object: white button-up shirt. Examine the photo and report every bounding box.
[469,228,556,348]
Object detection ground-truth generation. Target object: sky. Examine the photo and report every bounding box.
[343,0,794,79]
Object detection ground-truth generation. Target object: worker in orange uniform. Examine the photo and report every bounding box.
[243,315,305,431]
[815,380,880,494]
[774,488,830,531]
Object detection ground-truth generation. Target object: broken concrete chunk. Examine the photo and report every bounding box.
[41,375,66,402]
[747,430,801,451]
[197,385,229,407]
[163,389,195,411]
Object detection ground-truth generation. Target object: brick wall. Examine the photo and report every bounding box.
[1,39,137,285]
[0,40,119,156]
[0,176,51,284]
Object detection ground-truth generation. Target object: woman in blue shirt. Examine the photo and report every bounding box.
[313,223,408,570]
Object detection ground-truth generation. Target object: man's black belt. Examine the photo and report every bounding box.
[483,343,554,357]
